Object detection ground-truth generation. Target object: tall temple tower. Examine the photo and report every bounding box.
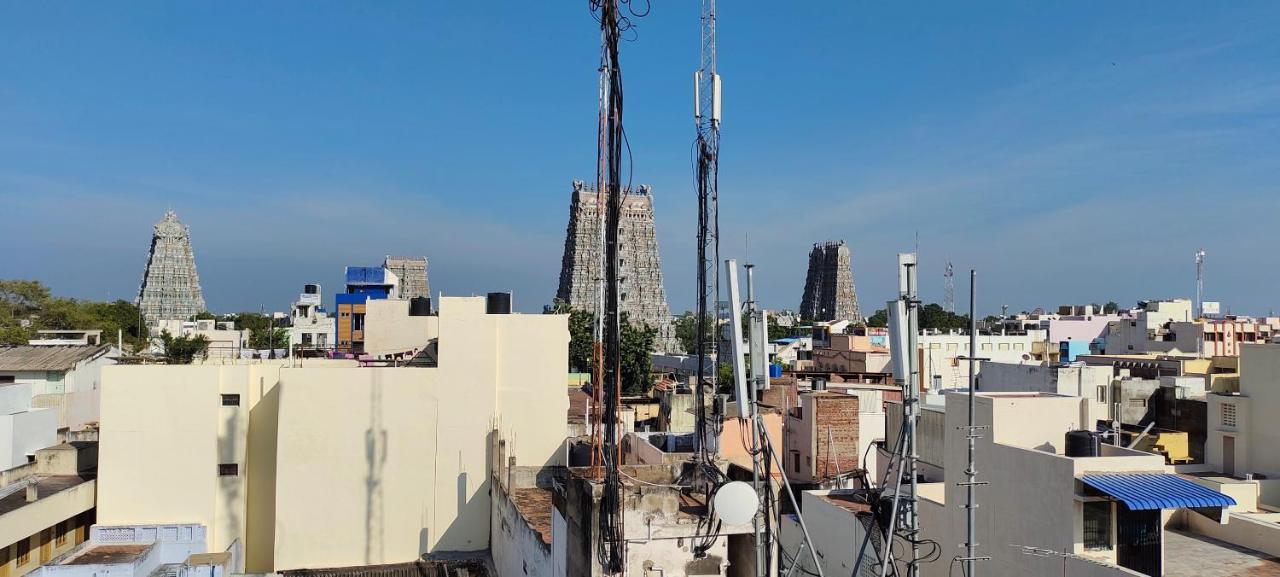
[136,211,206,324]
[383,256,430,300]
[799,240,862,323]
[556,180,677,352]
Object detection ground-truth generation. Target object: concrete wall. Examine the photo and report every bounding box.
[777,492,877,577]
[98,296,568,573]
[977,362,1112,424]
[0,407,58,470]
[1240,344,1280,477]
[1183,510,1280,558]
[362,298,437,358]
[491,487,552,577]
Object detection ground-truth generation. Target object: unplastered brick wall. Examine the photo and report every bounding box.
[813,394,860,479]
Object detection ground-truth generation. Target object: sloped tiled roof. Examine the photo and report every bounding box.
[0,345,112,372]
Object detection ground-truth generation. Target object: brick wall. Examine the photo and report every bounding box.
[813,394,861,479]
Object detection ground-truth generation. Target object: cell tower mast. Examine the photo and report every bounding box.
[943,261,956,313]
[1195,249,1206,319]
[693,0,722,460]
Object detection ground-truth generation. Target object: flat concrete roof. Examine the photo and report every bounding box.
[65,545,149,565]
[1165,529,1280,576]
[0,475,92,516]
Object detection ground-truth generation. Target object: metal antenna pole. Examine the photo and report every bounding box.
[958,270,990,575]
[759,418,825,577]
[905,256,921,577]
[692,0,721,462]
[743,263,766,577]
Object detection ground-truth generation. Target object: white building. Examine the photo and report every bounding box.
[0,380,57,470]
[1207,344,1280,498]
[977,361,1114,424]
[151,319,249,360]
[0,345,116,432]
[286,284,335,354]
[918,331,1044,391]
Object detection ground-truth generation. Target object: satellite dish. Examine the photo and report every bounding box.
[713,481,759,525]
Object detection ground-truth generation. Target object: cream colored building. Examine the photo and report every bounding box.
[97,296,569,573]
[1207,344,1280,503]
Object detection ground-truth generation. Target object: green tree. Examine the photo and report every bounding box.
[674,312,714,355]
[558,307,656,394]
[249,327,289,350]
[194,310,217,320]
[567,309,594,373]
[158,329,210,364]
[620,314,656,396]
[918,303,970,331]
[866,309,889,328]
[1103,301,1120,314]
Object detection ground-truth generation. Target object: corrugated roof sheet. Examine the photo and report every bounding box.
[1080,473,1237,510]
[0,345,112,372]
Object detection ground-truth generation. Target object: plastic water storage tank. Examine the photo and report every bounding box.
[409,297,431,316]
[1065,430,1101,457]
[486,292,512,314]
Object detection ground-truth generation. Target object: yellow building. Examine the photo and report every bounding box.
[0,443,97,577]
[97,296,569,573]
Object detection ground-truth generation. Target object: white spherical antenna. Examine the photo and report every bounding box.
[713,481,759,525]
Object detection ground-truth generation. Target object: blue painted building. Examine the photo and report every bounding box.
[335,266,400,353]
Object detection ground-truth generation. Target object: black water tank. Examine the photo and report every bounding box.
[409,297,431,316]
[486,292,512,314]
[1065,430,1101,457]
[304,284,319,294]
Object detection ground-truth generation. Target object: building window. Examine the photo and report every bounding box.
[1129,398,1147,408]
[1014,343,1024,350]
[1096,386,1107,404]
[998,343,1010,351]
[981,344,992,351]
[1222,404,1237,428]
[791,451,801,474]
[221,394,240,407]
[17,538,30,565]
[55,521,68,546]
[1083,501,1112,551]
[0,375,13,384]
[218,463,239,476]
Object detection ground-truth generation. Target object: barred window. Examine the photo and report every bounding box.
[1083,501,1112,551]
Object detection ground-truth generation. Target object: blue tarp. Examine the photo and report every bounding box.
[1080,473,1236,510]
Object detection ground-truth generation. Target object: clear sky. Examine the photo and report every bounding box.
[2,2,1278,316]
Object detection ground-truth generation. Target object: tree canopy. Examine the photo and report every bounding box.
[0,279,146,349]
[158,329,210,364]
[563,307,657,396]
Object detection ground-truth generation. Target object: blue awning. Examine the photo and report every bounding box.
[1080,473,1237,510]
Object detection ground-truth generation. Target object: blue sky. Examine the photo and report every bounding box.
[1,2,1277,316]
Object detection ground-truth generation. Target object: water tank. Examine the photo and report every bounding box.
[1065,430,1101,457]
[813,377,827,391]
[769,364,783,379]
[304,284,319,295]
[486,292,512,314]
[409,297,431,316]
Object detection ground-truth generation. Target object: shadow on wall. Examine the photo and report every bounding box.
[244,382,280,573]
[366,372,388,565]
[429,432,494,555]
